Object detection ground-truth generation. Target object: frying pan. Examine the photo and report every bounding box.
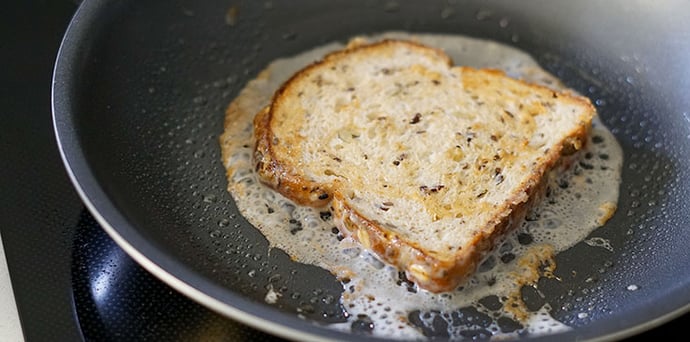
[52,0,690,340]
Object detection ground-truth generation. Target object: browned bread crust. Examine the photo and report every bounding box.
[252,39,594,292]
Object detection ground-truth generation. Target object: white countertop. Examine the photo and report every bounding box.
[0,235,25,342]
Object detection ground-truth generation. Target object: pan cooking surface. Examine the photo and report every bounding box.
[53,0,690,340]
[219,31,626,339]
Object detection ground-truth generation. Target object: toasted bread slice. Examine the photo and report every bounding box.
[253,39,594,293]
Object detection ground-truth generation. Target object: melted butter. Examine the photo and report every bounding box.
[220,32,623,340]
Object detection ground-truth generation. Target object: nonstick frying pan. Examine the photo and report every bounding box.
[52,0,690,340]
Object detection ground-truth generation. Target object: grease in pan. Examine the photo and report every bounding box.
[219,32,623,339]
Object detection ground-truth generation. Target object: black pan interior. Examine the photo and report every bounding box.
[53,0,690,340]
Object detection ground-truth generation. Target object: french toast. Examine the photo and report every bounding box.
[251,39,594,293]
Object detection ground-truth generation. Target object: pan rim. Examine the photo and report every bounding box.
[50,0,690,341]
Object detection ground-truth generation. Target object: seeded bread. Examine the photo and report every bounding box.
[252,39,594,293]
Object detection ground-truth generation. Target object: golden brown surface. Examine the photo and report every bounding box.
[244,39,595,292]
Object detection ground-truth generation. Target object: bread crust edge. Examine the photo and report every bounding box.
[249,39,596,293]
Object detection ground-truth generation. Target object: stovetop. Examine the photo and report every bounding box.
[1,1,686,341]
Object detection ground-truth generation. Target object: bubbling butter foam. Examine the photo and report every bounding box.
[220,32,623,340]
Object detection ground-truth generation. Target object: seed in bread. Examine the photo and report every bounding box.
[252,39,595,293]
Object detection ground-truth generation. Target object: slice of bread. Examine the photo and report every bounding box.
[253,39,594,293]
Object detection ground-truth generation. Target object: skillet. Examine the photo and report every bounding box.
[52,0,690,340]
